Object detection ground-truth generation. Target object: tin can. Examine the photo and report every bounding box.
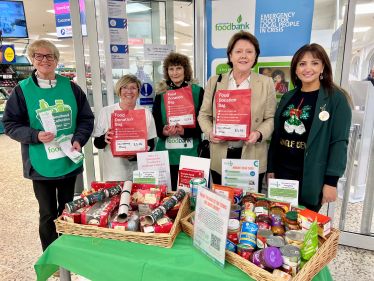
[230,211,239,219]
[236,243,255,260]
[257,229,273,250]
[280,244,301,277]
[240,222,258,247]
[266,236,285,248]
[285,230,305,249]
[231,204,241,217]
[226,239,237,252]
[190,178,207,197]
[240,210,256,223]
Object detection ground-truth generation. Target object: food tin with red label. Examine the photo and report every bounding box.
[227,219,241,244]
[236,243,255,260]
[257,229,273,250]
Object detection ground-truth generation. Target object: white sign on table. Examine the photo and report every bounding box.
[268,178,299,206]
[193,186,231,268]
[178,155,211,192]
[137,151,172,191]
[221,159,259,194]
[143,44,176,61]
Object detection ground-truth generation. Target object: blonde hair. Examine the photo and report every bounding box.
[27,39,60,61]
[115,74,142,98]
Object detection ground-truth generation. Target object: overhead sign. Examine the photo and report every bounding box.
[53,0,87,39]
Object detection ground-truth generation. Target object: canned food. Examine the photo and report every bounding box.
[226,239,237,252]
[190,178,207,197]
[236,243,255,260]
[240,222,258,247]
[285,230,305,249]
[251,247,283,269]
[280,244,301,277]
[266,236,285,248]
[240,210,256,223]
[231,204,241,217]
[230,211,239,219]
[257,229,273,250]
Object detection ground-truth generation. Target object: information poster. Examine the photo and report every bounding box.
[268,178,299,206]
[144,44,176,61]
[178,156,211,191]
[107,0,129,69]
[137,151,172,191]
[193,187,231,268]
[222,159,259,193]
[133,170,159,185]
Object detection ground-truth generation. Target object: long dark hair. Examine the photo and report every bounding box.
[290,43,353,107]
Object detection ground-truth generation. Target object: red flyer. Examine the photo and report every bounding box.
[214,89,251,141]
[163,85,196,128]
[111,109,148,156]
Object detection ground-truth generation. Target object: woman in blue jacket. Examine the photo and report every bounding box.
[267,43,352,212]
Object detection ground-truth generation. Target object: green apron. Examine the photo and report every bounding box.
[155,84,201,165]
[20,74,82,177]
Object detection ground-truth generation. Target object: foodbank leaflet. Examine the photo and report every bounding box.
[164,86,196,128]
[214,89,251,141]
[111,110,148,156]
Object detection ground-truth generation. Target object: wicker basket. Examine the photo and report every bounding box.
[55,192,190,248]
[181,212,340,281]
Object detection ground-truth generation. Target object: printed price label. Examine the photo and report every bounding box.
[169,114,194,126]
[116,139,146,151]
[215,124,247,138]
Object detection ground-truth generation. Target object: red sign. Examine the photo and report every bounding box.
[128,38,144,45]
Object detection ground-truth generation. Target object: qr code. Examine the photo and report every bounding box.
[210,233,221,251]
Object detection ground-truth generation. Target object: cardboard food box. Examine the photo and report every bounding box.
[130,189,161,216]
[131,183,167,200]
[140,215,174,233]
[81,198,119,227]
[212,184,234,204]
[298,209,331,238]
[232,187,243,205]
[111,211,139,231]
[178,168,204,187]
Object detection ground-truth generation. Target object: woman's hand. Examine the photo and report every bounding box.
[321,184,337,205]
[266,173,275,186]
[209,131,223,144]
[175,123,184,136]
[70,141,81,152]
[105,127,114,144]
[245,131,261,145]
[38,131,55,143]
[163,125,177,137]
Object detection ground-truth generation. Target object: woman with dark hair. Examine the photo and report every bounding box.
[267,43,352,212]
[272,69,288,94]
[198,31,277,187]
[153,52,204,191]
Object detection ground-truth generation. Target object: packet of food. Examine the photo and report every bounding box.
[301,218,318,260]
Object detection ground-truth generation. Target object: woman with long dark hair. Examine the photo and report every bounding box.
[267,43,352,212]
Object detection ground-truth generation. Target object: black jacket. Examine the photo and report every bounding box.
[363,74,374,86]
[2,70,94,180]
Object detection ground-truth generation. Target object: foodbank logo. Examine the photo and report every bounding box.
[224,161,234,166]
[215,15,250,31]
[167,138,192,147]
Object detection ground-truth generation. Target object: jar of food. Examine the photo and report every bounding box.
[254,198,269,216]
[230,211,239,220]
[266,236,285,248]
[257,229,273,250]
[256,214,272,230]
[241,195,256,211]
[227,219,241,244]
[270,213,285,235]
[285,211,299,231]
[270,206,286,226]
[251,247,283,269]
[231,204,241,217]
[285,230,305,249]
[280,244,301,277]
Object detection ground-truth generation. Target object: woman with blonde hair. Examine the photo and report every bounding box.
[2,39,94,251]
[93,74,157,181]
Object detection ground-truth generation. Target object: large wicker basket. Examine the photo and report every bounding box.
[55,192,190,248]
[181,211,340,281]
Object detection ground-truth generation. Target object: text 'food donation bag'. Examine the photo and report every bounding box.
[164,85,196,128]
[214,89,251,141]
[111,109,148,157]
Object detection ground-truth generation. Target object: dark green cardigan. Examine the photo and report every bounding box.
[268,86,352,205]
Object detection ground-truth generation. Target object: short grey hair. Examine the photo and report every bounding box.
[27,39,60,61]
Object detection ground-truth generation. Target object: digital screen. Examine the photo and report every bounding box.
[0,1,28,38]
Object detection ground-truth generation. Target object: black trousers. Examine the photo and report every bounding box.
[170,164,179,191]
[32,176,77,251]
[274,164,322,212]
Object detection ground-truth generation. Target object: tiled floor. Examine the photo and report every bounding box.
[1,134,374,280]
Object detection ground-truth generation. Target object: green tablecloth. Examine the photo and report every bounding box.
[35,232,333,281]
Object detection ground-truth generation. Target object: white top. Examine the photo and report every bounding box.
[92,103,157,181]
[36,72,57,89]
[226,71,251,148]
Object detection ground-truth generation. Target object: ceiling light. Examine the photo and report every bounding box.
[84,54,90,56]
[55,44,69,47]
[175,21,190,27]
[174,37,179,39]
[41,38,62,42]
[352,39,357,42]
[46,10,55,14]
[127,3,151,14]
[46,32,58,36]
[355,3,374,14]
[354,27,371,32]
[181,53,188,55]
[179,49,190,52]
[182,43,193,46]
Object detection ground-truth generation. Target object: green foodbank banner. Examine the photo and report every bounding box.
[206,0,314,79]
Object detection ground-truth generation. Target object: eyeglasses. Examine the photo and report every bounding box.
[33,53,56,61]
[121,86,138,92]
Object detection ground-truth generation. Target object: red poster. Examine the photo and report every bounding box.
[111,109,148,156]
[163,85,196,128]
[214,89,251,141]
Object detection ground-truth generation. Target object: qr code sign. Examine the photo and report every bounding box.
[210,233,221,251]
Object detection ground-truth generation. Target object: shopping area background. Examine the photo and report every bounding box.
[1,0,374,280]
